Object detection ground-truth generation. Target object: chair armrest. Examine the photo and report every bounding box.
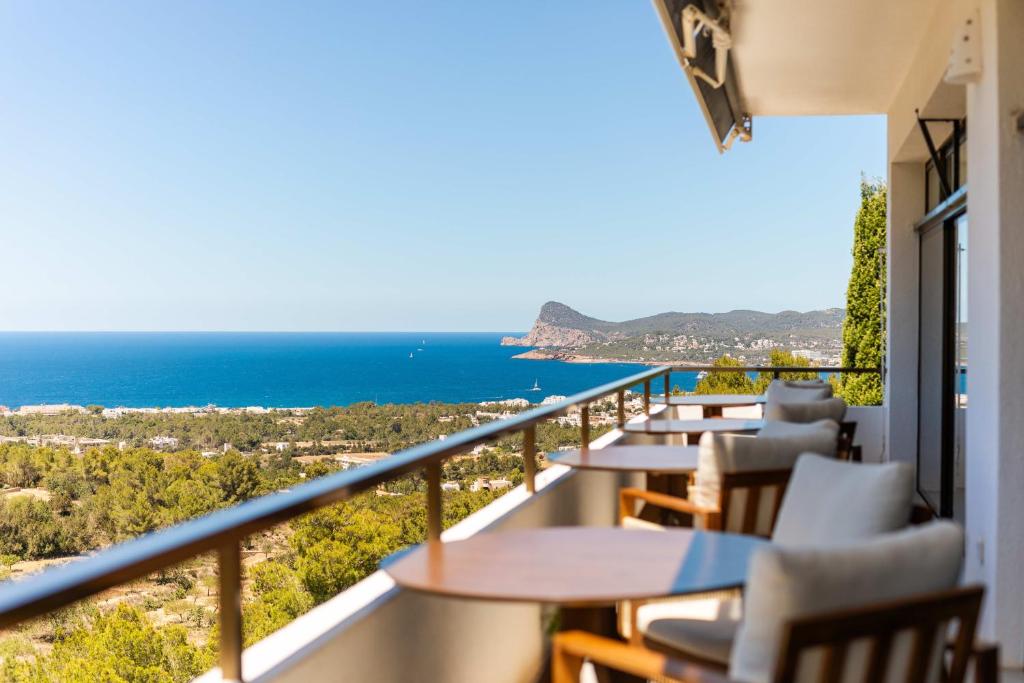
[910,504,935,525]
[944,640,999,683]
[619,488,719,528]
[553,631,737,683]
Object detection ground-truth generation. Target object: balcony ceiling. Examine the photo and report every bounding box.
[730,0,945,116]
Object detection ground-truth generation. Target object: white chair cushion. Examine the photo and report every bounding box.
[637,596,741,665]
[764,379,832,403]
[647,454,914,669]
[729,522,964,683]
[754,419,840,455]
[691,421,839,534]
[763,397,847,424]
[772,454,914,546]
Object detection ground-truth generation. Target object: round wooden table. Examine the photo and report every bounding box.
[622,418,764,441]
[385,527,765,607]
[653,394,765,418]
[548,445,699,474]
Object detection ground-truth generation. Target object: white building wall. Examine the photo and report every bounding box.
[963,0,1024,664]
[880,0,1024,663]
[883,1,959,473]
[884,162,923,467]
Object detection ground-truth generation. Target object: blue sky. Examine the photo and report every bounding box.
[0,2,885,332]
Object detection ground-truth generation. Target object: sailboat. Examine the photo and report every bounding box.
[409,352,414,359]
[528,378,541,392]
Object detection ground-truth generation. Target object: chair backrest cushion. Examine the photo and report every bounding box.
[764,379,833,403]
[729,521,965,683]
[763,397,847,424]
[755,419,840,455]
[771,454,914,546]
[692,421,839,534]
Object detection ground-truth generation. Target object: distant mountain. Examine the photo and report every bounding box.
[503,301,845,348]
[501,302,845,363]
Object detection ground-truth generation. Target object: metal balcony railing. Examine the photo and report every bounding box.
[0,364,878,682]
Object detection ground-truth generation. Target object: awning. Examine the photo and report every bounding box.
[652,0,749,153]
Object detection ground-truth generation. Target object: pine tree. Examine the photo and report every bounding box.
[839,180,886,405]
[693,355,755,395]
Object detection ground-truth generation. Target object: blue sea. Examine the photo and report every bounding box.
[0,333,701,409]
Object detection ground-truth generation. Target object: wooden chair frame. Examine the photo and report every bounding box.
[619,469,793,537]
[837,421,860,462]
[553,586,998,683]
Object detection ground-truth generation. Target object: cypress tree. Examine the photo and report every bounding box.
[839,180,886,405]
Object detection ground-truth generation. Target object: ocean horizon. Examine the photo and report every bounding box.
[0,332,701,409]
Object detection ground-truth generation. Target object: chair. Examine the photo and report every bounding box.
[764,379,832,403]
[554,522,998,683]
[622,455,915,666]
[756,419,843,454]
[621,423,840,535]
[761,398,857,460]
[554,589,994,683]
[762,397,846,424]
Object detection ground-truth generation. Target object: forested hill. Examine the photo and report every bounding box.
[502,301,845,349]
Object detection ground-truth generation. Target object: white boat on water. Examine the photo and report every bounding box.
[696,370,709,381]
[528,379,541,392]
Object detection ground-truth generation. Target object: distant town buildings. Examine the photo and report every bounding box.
[0,434,110,454]
[479,398,530,408]
[469,478,514,492]
[15,404,88,416]
[148,435,180,450]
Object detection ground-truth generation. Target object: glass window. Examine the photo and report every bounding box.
[953,214,967,522]
[918,223,946,513]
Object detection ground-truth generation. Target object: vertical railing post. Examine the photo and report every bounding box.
[772,369,781,380]
[219,540,243,683]
[523,425,537,493]
[580,405,590,451]
[643,380,651,416]
[664,372,671,399]
[426,461,442,542]
[616,390,625,428]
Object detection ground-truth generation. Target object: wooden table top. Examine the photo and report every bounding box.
[548,445,700,473]
[385,527,765,606]
[653,394,766,407]
[622,418,764,436]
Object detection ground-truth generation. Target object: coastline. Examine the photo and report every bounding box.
[509,349,704,367]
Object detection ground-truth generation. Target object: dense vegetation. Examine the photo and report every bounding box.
[0,400,591,455]
[692,350,819,395]
[0,402,489,452]
[0,401,594,680]
[839,180,886,405]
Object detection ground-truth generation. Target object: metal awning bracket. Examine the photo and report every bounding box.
[916,110,961,200]
[680,4,732,89]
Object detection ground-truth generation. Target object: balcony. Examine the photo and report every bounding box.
[0,366,899,683]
